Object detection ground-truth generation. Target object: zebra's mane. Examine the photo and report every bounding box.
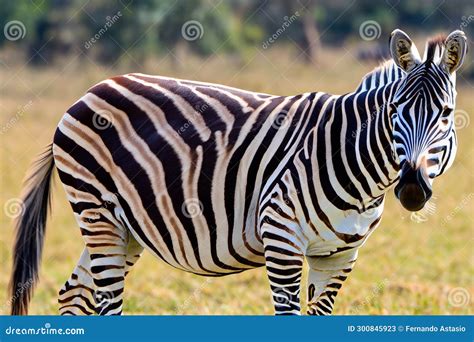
[423,34,446,63]
[355,59,403,92]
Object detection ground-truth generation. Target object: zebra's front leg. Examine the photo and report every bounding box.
[306,249,358,315]
[262,227,305,315]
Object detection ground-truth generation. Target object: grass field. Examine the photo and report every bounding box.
[1,46,473,315]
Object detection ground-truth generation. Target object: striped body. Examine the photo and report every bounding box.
[52,73,392,276]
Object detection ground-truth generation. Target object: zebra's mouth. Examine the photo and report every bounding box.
[395,164,432,212]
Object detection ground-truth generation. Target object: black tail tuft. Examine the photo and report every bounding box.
[9,145,55,315]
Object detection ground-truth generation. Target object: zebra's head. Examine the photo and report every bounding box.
[389,29,467,212]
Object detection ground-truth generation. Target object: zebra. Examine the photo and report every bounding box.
[10,29,466,315]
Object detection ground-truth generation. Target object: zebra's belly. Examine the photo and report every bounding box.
[114,190,266,276]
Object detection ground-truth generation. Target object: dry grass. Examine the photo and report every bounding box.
[0,47,473,315]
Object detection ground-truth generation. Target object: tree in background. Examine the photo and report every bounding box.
[0,0,471,78]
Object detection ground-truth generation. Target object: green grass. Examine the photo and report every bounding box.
[0,47,473,315]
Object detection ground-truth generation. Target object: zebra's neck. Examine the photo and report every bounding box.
[304,62,403,212]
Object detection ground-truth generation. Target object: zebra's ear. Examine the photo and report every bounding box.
[389,29,421,72]
[440,30,467,74]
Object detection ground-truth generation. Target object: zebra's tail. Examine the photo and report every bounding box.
[10,144,55,315]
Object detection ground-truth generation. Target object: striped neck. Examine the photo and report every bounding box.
[305,65,404,212]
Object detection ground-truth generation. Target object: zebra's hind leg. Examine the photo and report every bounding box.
[306,249,358,315]
[58,235,143,315]
[79,213,128,315]
[58,248,95,315]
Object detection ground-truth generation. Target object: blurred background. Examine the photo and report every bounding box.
[0,0,473,314]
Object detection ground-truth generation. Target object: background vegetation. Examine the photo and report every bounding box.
[0,0,473,314]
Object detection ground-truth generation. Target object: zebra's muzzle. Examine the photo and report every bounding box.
[395,164,432,212]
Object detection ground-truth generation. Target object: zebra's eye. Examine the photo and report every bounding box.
[441,107,453,118]
[388,103,398,116]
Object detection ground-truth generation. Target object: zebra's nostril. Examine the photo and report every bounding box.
[398,183,427,211]
[395,164,432,211]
